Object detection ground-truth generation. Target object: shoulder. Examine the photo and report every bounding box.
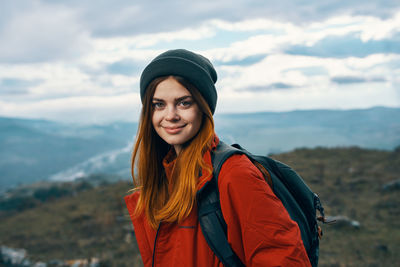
[124,190,140,202]
[218,154,265,185]
[124,191,140,216]
[217,153,273,195]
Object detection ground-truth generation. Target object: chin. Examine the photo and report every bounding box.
[165,138,187,146]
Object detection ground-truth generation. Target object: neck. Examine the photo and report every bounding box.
[174,145,182,155]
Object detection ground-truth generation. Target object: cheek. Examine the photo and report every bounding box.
[190,110,203,131]
[152,111,161,127]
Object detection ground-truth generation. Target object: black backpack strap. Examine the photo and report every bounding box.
[197,141,245,267]
[212,141,246,181]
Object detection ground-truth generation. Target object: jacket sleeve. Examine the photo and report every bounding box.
[124,192,154,267]
[218,154,311,267]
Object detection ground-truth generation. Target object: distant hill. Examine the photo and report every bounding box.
[0,117,137,190]
[214,106,400,154]
[1,146,399,266]
[1,107,399,191]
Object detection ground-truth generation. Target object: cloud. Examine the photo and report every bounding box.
[1,1,399,64]
[29,0,400,38]
[216,83,400,115]
[331,76,367,84]
[285,32,400,58]
[244,83,296,92]
[198,13,400,67]
[217,53,398,101]
[0,1,91,63]
[106,59,142,76]
[0,93,142,124]
[0,78,43,95]
[217,54,318,92]
[388,59,400,70]
[331,76,386,84]
[267,83,295,89]
[0,2,399,123]
[215,54,267,66]
[285,66,329,76]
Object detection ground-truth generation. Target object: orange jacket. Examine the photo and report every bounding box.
[124,137,311,267]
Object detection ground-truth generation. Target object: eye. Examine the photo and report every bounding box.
[178,100,193,108]
[152,101,165,109]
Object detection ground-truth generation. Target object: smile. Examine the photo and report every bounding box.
[163,125,186,134]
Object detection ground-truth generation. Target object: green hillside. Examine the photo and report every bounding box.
[1,146,399,266]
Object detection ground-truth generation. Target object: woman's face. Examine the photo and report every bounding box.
[151,77,203,155]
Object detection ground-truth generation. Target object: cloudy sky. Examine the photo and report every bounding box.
[1,0,399,124]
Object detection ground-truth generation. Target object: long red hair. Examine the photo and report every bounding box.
[131,76,215,228]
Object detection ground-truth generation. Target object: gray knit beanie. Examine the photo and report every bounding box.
[140,49,218,114]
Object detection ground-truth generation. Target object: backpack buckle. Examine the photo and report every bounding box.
[317,215,337,225]
[315,194,336,225]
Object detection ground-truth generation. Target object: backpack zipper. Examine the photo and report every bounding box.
[152,222,162,267]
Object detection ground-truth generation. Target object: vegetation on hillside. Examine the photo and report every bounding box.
[271,146,400,266]
[1,146,399,266]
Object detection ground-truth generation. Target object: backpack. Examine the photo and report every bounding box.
[196,141,332,267]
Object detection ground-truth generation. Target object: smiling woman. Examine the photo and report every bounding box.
[124,49,311,267]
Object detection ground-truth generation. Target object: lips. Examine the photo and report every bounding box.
[163,125,186,134]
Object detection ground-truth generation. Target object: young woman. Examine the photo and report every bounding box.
[124,49,311,266]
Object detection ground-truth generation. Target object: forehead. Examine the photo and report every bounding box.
[153,78,192,99]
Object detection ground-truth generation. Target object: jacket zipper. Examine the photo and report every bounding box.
[152,222,162,267]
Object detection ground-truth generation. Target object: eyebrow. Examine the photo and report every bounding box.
[152,95,192,102]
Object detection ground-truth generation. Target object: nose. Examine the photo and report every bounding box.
[165,105,180,121]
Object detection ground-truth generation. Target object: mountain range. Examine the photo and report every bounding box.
[1,106,399,191]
